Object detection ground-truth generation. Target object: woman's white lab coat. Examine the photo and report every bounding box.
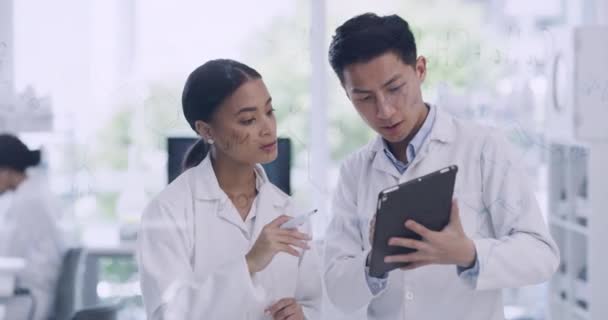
[137,156,322,320]
[324,108,560,320]
[0,172,64,320]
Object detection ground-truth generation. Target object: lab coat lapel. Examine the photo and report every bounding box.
[215,200,246,232]
[249,180,294,303]
[251,182,289,244]
[370,137,401,179]
[193,156,245,231]
[399,107,455,182]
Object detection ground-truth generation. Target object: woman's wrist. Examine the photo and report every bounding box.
[245,253,258,275]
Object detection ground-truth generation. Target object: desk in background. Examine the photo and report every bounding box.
[0,257,25,320]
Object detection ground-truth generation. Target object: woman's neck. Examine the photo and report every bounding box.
[210,152,257,197]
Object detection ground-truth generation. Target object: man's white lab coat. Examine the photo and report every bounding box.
[324,108,559,320]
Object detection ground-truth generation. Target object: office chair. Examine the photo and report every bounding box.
[71,305,118,320]
[53,248,83,320]
[53,248,123,320]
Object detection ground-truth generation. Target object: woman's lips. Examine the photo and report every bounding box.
[260,141,277,152]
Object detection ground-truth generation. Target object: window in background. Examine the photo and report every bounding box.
[11,1,306,312]
[8,0,586,318]
[13,0,302,243]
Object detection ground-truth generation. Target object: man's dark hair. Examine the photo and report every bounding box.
[328,13,417,82]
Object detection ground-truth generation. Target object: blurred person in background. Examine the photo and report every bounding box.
[0,133,64,320]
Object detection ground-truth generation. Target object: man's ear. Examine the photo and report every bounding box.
[415,56,427,83]
[194,120,213,142]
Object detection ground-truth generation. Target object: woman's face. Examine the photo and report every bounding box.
[197,78,278,165]
[0,169,14,194]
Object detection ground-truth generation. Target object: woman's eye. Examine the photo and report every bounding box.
[358,96,372,102]
[240,118,255,125]
[267,108,275,116]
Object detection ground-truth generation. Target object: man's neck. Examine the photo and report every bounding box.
[386,103,429,163]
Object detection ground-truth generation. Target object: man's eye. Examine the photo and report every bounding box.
[389,84,404,92]
[240,118,255,125]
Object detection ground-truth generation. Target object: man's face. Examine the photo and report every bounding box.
[341,52,428,143]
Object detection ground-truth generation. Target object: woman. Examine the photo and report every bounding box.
[137,59,322,320]
[0,134,64,320]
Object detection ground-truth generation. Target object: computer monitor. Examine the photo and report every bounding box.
[167,137,201,183]
[167,137,291,194]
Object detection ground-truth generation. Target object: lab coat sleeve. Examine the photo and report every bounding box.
[137,198,265,320]
[323,162,382,314]
[294,224,323,320]
[472,132,560,290]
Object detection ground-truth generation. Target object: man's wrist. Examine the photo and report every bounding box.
[457,238,477,268]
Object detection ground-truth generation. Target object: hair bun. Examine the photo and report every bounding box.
[28,149,42,167]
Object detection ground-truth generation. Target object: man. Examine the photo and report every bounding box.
[323,13,559,320]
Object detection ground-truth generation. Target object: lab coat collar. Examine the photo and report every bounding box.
[370,137,401,179]
[192,155,270,201]
[428,106,454,144]
[192,156,289,232]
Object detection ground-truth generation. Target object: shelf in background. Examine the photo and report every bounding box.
[571,304,590,319]
[549,218,588,236]
[550,293,568,306]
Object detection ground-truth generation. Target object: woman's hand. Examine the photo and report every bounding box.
[265,298,305,320]
[245,215,311,274]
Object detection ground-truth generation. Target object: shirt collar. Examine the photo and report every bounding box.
[382,103,436,164]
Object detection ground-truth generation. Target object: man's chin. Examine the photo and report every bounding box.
[378,130,409,144]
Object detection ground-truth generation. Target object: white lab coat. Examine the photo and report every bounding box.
[0,172,64,320]
[137,156,322,320]
[324,108,559,320]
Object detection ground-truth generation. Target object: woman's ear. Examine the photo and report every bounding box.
[194,120,214,143]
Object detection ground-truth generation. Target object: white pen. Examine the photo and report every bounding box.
[280,209,319,229]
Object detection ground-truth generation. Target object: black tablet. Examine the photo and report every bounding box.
[369,165,458,277]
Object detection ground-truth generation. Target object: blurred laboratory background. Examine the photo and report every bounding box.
[1,0,607,319]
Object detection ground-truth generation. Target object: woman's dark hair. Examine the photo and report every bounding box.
[0,133,41,172]
[182,59,262,131]
[328,13,417,82]
[181,139,208,172]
